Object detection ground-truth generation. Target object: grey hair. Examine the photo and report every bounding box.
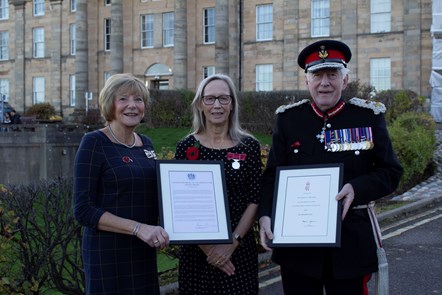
[340,67,350,77]
[306,67,350,80]
[189,74,254,143]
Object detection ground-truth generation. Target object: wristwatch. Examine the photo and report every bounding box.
[233,233,243,245]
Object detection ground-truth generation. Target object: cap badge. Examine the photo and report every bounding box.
[318,46,329,60]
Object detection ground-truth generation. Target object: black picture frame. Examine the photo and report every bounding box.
[269,163,343,247]
[156,160,232,244]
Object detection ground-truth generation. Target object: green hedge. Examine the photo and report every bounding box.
[388,112,436,192]
[146,89,194,128]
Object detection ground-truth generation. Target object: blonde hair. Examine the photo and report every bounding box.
[190,74,254,143]
[99,73,149,122]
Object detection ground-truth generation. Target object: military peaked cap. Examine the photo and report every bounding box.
[298,40,352,73]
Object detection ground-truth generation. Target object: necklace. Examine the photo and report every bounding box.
[108,124,136,148]
[209,137,226,150]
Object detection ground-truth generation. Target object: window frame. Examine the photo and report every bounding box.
[70,0,77,12]
[311,0,330,37]
[162,12,174,47]
[0,79,9,102]
[256,4,273,41]
[33,77,45,104]
[104,71,112,83]
[203,7,216,44]
[69,75,76,107]
[0,31,9,60]
[203,66,216,79]
[33,0,44,17]
[256,64,273,91]
[370,57,391,92]
[371,0,391,33]
[33,27,45,58]
[158,80,169,90]
[104,18,111,51]
[70,24,76,55]
[0,0,9,20]
[141,14,154,48]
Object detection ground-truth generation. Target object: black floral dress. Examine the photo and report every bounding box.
[175,135,262,295]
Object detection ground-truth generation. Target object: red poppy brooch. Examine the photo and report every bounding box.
[122,156,133,163]
[186,141,200,160]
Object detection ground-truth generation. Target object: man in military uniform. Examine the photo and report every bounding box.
[258,40,403,294]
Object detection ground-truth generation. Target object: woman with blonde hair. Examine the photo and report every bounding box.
[74,73,169,294]
[175,74,262,294]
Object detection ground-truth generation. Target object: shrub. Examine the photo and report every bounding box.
[375,90,426,123]
[238,90,310,134]
[145,89,312,134]
[82,109,104,126]
[342,80,375,101]
[0,189,27,295]
[0,178,84,294]
[388,112,437,192]
[24,103,57,120]
[149,89,193,128]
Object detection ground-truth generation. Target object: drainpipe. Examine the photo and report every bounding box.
[238,0,243,91]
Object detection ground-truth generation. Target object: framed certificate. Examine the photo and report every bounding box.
[270,163,343,247]
[156,160,232,244]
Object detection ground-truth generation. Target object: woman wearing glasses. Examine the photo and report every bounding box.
[174,74,262,294]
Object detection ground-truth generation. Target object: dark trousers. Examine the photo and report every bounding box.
[280,266,370,295]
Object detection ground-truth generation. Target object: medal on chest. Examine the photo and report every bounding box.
[227,152,247,169]
[324,127,374,153]
[311,100,345,145]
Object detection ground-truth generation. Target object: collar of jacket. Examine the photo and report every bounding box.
[311,99,346,120]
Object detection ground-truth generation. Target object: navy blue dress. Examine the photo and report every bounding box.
[74,130,160,295]
[175,135,262,295]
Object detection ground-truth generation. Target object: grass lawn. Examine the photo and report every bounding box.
[136,126,272,151]
[157,252,178,273]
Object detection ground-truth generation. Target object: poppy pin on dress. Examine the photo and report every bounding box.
[122,156,133,163]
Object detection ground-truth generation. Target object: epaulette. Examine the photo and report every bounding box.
[275,99,310,114]
[348,97,386,115]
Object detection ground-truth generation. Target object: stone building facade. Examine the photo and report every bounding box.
[0,0,434,118]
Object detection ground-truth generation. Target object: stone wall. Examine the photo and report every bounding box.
[0,124,93,185]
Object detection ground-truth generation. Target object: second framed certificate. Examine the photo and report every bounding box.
[270,164,343,247]
[156,160,232,244]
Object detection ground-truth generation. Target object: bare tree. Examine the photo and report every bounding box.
[0,178,84,294]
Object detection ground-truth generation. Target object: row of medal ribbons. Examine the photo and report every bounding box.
[324,127,374,152]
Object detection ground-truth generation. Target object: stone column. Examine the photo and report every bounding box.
[215,0,229,75]
[340,0,358,79]
[282,0,298,90]
[110,0,123,74]
[49,0,63,115]
[173,0,187,89]
[75,0,88,111]
[403,0,421,93]
[11,0,26,112]
[228,0,239,89]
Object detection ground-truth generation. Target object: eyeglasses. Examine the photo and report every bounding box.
[202,95,232,105]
